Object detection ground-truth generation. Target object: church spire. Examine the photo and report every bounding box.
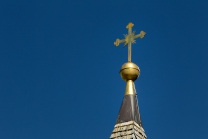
[110,23,147,139]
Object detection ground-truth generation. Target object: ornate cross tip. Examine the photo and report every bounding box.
[114,22,146,62]
[126,22,134,29]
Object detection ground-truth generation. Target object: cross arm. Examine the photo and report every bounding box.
[134,31,146,39]
[114,38,125,47]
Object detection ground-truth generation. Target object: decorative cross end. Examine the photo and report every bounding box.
[114,39,124,47]
[126,22,134,29]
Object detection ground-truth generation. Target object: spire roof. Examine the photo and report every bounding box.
[116,88,142,126]
[109,62,147,139]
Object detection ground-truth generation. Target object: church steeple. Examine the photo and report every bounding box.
[110,23,147,139]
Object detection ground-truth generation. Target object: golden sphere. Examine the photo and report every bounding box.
[120,62,140,81]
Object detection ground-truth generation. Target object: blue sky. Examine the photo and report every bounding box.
[0,0,208,139]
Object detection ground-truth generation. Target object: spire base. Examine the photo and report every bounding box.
[110,121,147,139]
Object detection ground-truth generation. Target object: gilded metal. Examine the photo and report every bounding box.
[120,62,140,81]
[119,62,140,95]
[114,22,146,62]
[124,80,137,95]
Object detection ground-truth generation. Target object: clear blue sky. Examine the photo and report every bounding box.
[0,0,208,139]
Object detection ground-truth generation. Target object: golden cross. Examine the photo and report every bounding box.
[114,22,146,62]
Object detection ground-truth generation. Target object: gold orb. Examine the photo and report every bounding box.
[120,62,140,81]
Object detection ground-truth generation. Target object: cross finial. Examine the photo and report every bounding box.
[114,22,146,62]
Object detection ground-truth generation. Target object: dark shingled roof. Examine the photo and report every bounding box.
[116,94,142,126]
